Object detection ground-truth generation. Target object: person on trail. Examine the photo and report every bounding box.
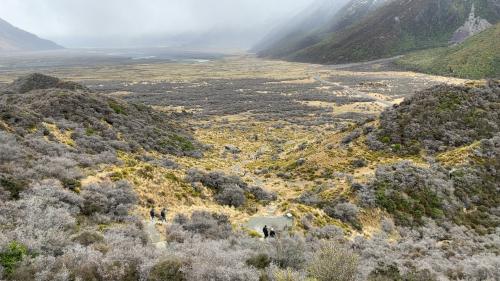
[263,225,269,238]
[150,208,156,222]
[269,228,276,238]
[160,208,167,223]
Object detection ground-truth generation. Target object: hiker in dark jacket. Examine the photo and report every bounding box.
[150,208,155,222]
[263,225,269,238]
[269,228,276,238]
[160,208,167,222]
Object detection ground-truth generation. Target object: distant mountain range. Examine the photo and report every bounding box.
[257,0,500,66]
[0,17,62,52]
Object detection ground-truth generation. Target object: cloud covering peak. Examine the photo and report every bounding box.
[0,0,315,48]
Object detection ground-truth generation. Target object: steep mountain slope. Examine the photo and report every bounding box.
[396,23,500,79]
[321,0,392,33]
[0,18,62,52]
[260,0,500,65]
[253,0,350,58]
[256,0,385,58]
[292,0,500,64]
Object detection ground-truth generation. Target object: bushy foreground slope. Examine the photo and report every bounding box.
[0,74,356,281]
[364,81,500,233]
[1,75,499,280]
[288,81,500,279]
[368,82,500,154]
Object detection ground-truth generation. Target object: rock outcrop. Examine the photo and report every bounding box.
[450,4,492,44]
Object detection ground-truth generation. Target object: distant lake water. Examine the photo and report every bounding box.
[0,47,223,71]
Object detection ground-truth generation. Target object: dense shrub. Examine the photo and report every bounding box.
[371,162,447,226]
[99,77,372,124]
[308,225,344,240]
[368,83,500,154]
[246,253,271,269]
[341,129,362,145]
[326,202,360,227]
[0,176,27,200]
[81,180,137,220]
[271,266,307,281]
[354,183,377,208]
[71,231,104,246]
[367,262,437,281]
[296,189,322,206]
[368,139,499,233]
[307,242,358,281]
[168,211,233,240]
[0,241,28,276]
[170,238,260,281]
[0,132,24,163]
[448,135,500,233]
[186,169,275,206]
[248,186,277,202]
[186,169,248,192]
[215,184,246,207]
[148,258,186,281]
[296,185,364,228]
[32,156,83,185]
[271,237,307,270]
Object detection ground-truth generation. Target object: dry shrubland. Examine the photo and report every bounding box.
[1,72,499,281]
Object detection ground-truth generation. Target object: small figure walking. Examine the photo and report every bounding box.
[269,228,276,238]
[150,207,156,222]
[263,225,269,239]
[160,208,167,223]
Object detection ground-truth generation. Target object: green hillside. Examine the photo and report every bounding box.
[291,0,500,64]
[257,0,385,59]
[258,0,500,67]
[396,23,500,79]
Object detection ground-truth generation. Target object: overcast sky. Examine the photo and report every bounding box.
[0,0,315,48]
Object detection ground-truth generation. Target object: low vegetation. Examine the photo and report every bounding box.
[1,68,499,281]
[367,82,500,154]
[396,23,500,79]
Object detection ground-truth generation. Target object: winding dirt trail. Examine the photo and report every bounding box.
[143,220,167,249]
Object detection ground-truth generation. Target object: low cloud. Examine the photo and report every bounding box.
[0,0,315,48]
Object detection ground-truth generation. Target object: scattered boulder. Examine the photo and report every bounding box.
[224,144,241,154]
[296,158,306,166]
[351,158,367,168]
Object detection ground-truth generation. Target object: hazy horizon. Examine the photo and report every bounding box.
[0,0,316,49]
